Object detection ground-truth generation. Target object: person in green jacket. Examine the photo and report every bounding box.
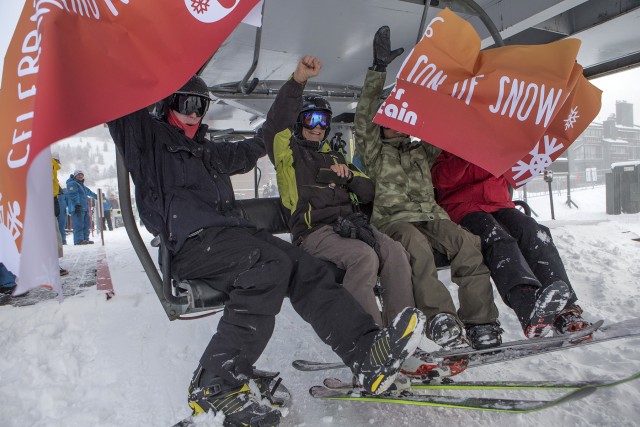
[262,55,416,328]
[354,26,501,351]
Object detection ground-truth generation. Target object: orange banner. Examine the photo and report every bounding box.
[374,8,602,187]
[0,0,259,293]
[508,71,602,187]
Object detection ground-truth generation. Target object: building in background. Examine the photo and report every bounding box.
[569,100,640,183]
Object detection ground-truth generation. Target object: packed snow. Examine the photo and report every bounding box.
[1,185,639,427]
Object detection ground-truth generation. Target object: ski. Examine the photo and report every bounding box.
[293,317,640,378]
[322,369,640,391]
[429,319,603,358]
[309,384,596,413]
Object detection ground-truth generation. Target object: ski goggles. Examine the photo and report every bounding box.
[301,111,331,130]
[169,94,210,117]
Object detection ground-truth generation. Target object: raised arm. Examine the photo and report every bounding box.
[263,56,322,164]
[355,26,405,170]
[354,70,386,169]
[107,108,158,184]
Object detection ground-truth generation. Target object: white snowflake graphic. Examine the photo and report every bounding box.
[511,135,565,186]
[0,193,23,241]
[191,0,210,14]
[564,106,580,130]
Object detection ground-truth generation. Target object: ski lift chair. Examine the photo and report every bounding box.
[117,145,465,321]
[116,151,350,320]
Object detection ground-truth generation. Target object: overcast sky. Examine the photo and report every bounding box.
[1,1,639,125]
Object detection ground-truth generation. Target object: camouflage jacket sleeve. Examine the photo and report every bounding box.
[421,141,443,169]
[354,69,385,173]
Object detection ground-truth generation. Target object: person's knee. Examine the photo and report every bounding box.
[382,238,410,264]
[234,248,291,294]
[347,246,379,272]
[384,222,420,246]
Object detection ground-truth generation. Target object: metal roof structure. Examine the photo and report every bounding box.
[199,0,640,131]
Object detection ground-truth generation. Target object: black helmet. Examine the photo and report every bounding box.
[154,75,211,120]
[175,75,212,100]
[295,95,332,138]
[300,95,332,116]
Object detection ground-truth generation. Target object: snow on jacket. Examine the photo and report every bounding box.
[262,77,375,243]
[354,69,449,229]
[431,151,515,223]
[66,175,97,212]
[108,109,264,255]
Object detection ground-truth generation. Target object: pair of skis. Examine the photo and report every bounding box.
[310,371,640,412]
[295,318,640,412]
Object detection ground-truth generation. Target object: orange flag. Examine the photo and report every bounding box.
[0,0,260,295]
[507,68,602,187]
[374,8,601,187]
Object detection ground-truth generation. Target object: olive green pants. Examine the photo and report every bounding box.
[380,219,498,325]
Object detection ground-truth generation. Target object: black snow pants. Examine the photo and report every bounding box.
[459,208,577,320]
[171,226,378,386]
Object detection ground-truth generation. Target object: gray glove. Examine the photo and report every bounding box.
[372,26,404,72]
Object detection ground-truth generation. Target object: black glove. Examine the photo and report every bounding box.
[333,216,358,239]
[372,26,404,72]
[345,212,369,228]
[53,197,60,217]
[330,133,347,154]
[74,205,82,214]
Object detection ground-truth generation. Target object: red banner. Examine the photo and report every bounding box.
[0,0,259,294]
[374,8,601,188]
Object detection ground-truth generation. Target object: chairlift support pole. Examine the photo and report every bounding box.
[565,148,579,209]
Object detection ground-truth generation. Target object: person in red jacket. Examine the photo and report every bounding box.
[431,151,590,338]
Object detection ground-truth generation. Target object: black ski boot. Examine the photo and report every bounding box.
[355,307,425,395]
[426,312,469,349]
[554,305,591,335]
[251,369,291,408]
[466,321,503,350]
[524,281,571,338]
[188,366,281,427]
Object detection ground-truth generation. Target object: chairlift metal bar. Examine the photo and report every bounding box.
[238,0,266,94]
[116,150,185,320]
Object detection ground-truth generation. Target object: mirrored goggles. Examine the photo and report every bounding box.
[169,94,210,117]
[301,111,331,130]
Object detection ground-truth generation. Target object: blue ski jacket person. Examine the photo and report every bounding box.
[66,170,97,245]
[102,198,112,213]
[57,191,68,245]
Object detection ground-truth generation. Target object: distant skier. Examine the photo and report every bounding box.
[52,154,69,276]
[431,152,591,337]
[66,170,97,245]
[102,197,113,231]
[108,74,425,427]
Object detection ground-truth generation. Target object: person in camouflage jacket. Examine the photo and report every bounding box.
[263,55,416,327]
[354,27,501,350]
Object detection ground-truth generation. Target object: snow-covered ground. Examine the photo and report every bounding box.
[1,185,639,427]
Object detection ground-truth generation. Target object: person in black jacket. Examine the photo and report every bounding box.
[107,75,424,426]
